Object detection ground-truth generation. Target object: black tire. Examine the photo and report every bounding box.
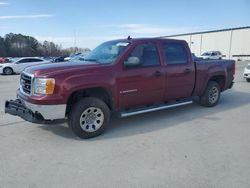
[3,67,13,75]
[199,81,221,107]
[68,97,110,139]
[247,78,250,82]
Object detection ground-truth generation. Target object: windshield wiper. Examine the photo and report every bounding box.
[83,58,101,64]
[84,58,96,61]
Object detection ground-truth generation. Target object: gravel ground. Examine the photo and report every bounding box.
[0,61,250,188]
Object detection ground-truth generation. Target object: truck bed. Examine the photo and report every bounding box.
[193,60,235,96]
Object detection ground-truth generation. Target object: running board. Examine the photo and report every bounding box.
[120,101,193,118]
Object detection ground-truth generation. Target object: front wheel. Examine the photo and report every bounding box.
[3,67,13,75]
[68,97,110,139]
[199,81,221,107]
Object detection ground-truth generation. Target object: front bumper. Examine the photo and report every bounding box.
[5,98,66,123]
[243,72,250,78]
[5,99,45,123]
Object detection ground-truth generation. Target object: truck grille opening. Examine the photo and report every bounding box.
[21,73,32,95]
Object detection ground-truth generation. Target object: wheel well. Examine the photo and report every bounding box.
[209,76,225,90]
[66,87,113,116]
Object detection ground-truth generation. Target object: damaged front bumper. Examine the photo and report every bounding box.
[5,99,46,124]
[5,98,67,124]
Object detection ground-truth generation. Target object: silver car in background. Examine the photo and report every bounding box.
[201,51,223,60]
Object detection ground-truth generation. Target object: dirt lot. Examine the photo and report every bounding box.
[0,61,250,188]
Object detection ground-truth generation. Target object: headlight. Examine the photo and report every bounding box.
[33,78,55,95]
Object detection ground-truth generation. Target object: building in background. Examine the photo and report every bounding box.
[164,26,250,60]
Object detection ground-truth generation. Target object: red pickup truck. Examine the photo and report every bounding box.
[5,38,235,138]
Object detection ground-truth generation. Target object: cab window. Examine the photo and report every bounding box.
[125,43,160,67]
[18,59,30,64]
[163,43,188,65]
[29,59,43,62]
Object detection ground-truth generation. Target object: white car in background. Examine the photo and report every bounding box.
[0,57,50,75]
[201,51,223,60]
[243,63,250,82]
[64,52,90,61]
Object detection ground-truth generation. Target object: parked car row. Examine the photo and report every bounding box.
[0,52,90,75]
[64,52,89,61]
[0,57,50,75]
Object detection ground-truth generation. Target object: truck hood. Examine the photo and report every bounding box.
[24,61,102,77]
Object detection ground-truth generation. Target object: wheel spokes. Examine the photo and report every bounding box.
[79,107,104,132]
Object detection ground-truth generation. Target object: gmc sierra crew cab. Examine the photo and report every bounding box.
[5,38,235,139]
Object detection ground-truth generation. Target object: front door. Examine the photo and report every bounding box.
[117,43,165,110]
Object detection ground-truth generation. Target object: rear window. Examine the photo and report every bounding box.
[163,43,188,65]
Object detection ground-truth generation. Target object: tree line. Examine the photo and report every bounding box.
[0,33,90,57]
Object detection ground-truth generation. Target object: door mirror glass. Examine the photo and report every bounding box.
[124,57,140,67]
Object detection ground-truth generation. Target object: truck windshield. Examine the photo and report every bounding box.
[84,41,130,64]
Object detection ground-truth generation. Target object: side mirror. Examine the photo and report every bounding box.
[124,57,140,67]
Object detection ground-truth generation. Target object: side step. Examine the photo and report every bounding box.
[120,100,193,118]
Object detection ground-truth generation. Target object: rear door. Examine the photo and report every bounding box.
[117,42,165,109]
[161,41,195,100]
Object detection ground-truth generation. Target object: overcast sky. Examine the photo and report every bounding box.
[0,0,250,49]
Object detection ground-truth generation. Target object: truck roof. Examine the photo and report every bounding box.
[108,37,187,44]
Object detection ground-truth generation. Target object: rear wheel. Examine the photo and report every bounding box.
[247,78,250,82]
[200,81,221,107]
[3,67,13,75]
[68,97,110,139]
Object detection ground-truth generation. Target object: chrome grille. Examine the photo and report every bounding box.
[20,73,32,95]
